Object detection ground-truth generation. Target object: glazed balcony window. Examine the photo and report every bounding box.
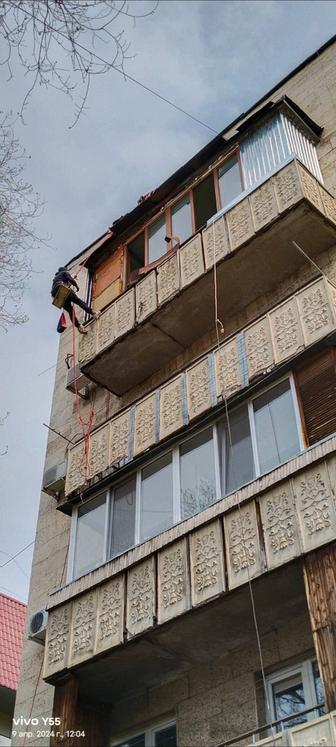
[266,658,325,731]
[113,721,177,747]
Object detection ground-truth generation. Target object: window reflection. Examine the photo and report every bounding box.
[148,215,166,263]
[141,454,173,541]
[180,428,216,519]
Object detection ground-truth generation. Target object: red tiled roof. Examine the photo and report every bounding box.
[0,593,27,691]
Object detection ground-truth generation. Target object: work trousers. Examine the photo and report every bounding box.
[63,290,93,328]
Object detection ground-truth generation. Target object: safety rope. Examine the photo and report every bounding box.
[71,307,94,482]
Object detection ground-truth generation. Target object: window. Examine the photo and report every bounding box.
[128,234,145,274]
[180,428,216,519]
[218,154,242,209]
[141,454,174,542]
[70,377,302,580]
[193,173,217,231]
[171,195,192,244]
[148,216,166,264]
[113,721,176,747]
[253,379,301,474]
[73,493,107,578]
[266,659,324,731]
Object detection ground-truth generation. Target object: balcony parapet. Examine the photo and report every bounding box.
[65,276,336,497]
[44,444,336,681]
[78,159,336,395]
[248,710,336,746]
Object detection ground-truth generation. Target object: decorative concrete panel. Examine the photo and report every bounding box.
[202,216,230,269]
[65,443,86,496]
[226,197,254,250]
[245,317,274,380]
[97,303,116,353]
[293,463,336,553]
[136,271,157,323]
[158,538,190,624]
[321,188,336,225]
[69,591,97,665]
[298,163,325,213]
[95,576,124,653]
[214,339,241,399]
[44,604,71,678]
[110,410,131,464]
[127,557,155,637]
[273,161,302,212]
[78,322,97,364]
[250,179,278,232]
[186,358,211,420]
[190,520,225,606]
[157,253,179,305]
[134,393,157,455]
[289,713,334,746]
[114,289,135,339]
[89,423,110,478]
[160,376,184,440]
[259,484,301,570]
[269,297,304,363]
[224,502,263,589]
[253,736,284,746]
[297,278,334,346]
[180,234,205,288]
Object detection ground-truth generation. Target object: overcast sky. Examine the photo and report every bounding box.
[1,0,336,604]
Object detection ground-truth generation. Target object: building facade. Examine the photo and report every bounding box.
[13,36,336,747]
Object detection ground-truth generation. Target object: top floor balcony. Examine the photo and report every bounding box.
[78,158,336,395]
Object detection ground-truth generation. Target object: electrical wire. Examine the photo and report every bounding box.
[0,541,35,569]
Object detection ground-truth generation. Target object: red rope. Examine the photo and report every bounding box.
[71,307,94,482]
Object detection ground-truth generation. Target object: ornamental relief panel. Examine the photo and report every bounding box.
[115,289,135,339]
[134,394,157,455]
[65,444,86,496]
[127,558,155,637]
[110,410,130,465]
[89,424,110,478]
[44,604,71,678]
[250,180,278,232]
[95,576,124,653]
[180,234,205,288]
[245,317,274,380]
[270,297,304,363]
[97,304,116,353]
[158,538,190,623]
[78,322,97,364]
[136,271,157,323]
[70,591,97,665]
[259,485,301,570]
[190,521,225,606]
[186,358,211,420]
[224,502,263,589]
[293,464,336,552]
[273,162,302,212]
[202,216,230,269]
[321,189,336,225]
[226,198,254,251]
[157,253,179,305]
[298,164,324,213]
[160,377,184,440]
[297,280,333,346]
[214,339,241,399]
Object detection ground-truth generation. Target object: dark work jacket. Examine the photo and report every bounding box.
[51,270,79,297]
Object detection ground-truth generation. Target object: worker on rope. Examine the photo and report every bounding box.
[51,267,99,334]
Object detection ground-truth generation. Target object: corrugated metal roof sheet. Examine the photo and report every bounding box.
[0,593,27,691]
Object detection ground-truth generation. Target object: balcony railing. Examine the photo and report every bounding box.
[77,159,336,395]
[65,275,336,498]
[219,706,335,747]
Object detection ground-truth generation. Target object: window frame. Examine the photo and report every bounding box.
[266,658,323,726]
[111,718,177,747]
[68,374,303,581]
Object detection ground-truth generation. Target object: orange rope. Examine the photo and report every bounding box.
[71,307,94,482]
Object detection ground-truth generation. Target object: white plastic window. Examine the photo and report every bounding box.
[112,720,176,747]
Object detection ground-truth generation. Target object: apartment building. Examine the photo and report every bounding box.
[13,35,336,747]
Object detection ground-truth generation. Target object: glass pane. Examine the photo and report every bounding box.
[128,233,145,273]
[253,380,300,475]
[193,174,217,230]
[141,454,173,542]
[218,155,242,208]
[223,405,255,494]
[171,195,192,244]
[74,494,106,578]
[273,673,307,728]
[115,734,146,747]
[155,724,177,747]
[110,476,136,558]
[180,428,216,519]
[148,215,166,263]
[312,661,326,714]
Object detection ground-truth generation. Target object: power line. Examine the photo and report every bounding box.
[0,541,35,569]
[9,2,219,135]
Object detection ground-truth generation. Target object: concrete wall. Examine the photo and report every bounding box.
[12,39,336,747]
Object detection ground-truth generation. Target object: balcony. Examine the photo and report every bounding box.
[65,276,336,498]
[78,159,336,395]
[221,709,336,746]
[44,438,336,686]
